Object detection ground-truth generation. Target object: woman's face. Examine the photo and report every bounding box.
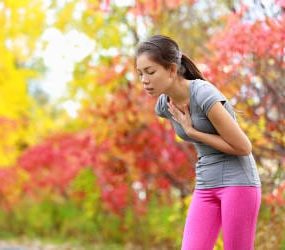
[136,53,174,97]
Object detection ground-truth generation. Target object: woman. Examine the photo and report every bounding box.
[135,35,261,250]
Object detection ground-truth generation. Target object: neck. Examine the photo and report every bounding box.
[165,77,190,106]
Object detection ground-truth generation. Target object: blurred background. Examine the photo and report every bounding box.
[0,0,284,249]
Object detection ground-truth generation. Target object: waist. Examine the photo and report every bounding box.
[196,152,255,167]
[193,143,224,158]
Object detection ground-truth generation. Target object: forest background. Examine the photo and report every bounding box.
[0,0,284,249]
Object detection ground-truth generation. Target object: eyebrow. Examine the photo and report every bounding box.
[136,66,154,71]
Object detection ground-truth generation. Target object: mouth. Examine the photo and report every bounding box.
[145,88,154,92]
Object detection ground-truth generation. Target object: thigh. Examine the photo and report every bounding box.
[221,186,261,250]
[181,189,222,250]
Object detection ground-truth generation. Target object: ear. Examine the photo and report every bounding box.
[169,63,178,78]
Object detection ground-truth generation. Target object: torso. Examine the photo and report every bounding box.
[155,79,261,189]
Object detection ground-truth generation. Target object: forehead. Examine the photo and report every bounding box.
[136,53,160,70]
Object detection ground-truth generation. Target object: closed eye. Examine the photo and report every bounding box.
[137,71,155,77]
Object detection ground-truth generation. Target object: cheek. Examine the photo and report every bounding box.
[153,71,169,82]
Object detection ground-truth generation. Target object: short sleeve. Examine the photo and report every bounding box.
[154,95,167,118]
[195,81,227,116]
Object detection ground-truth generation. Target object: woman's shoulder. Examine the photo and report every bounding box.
[191,79,218,97]
[192,79,215,89]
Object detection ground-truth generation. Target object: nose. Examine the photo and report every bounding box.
[141,74,150,84]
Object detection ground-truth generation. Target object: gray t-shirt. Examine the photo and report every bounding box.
[155,79,261,189]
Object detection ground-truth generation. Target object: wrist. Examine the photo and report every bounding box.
[185,126,198,138]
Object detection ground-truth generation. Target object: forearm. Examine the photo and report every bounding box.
[187,129,250,156]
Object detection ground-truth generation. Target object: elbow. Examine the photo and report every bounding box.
[236,142,252,156]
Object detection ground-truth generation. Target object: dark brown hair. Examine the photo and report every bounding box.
[135,34,205,80]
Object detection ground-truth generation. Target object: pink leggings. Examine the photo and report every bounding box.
[181,186,261,250]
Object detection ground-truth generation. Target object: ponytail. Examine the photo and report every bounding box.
[180,53,205,80]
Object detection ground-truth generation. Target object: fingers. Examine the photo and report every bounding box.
[167,103,180,115]
[183,105,192,126]
[168,102,180,113]
[167,102,179,121]
[184,104,190,117]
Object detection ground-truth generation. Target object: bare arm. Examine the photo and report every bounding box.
[186,102,252,156]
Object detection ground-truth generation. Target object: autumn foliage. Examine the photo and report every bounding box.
[0,0,285,248]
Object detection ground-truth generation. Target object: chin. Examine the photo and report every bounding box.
[150,92,160,97]
[145,90,158,97]
[152,90,162,97]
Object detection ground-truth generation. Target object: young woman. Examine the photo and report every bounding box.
[135,35,261,250]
